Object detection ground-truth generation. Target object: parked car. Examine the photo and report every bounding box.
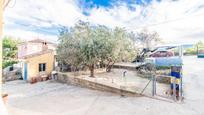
[149,48,174,57]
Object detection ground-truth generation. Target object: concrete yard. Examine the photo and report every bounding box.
[3,56,204,115]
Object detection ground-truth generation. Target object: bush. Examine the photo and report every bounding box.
[3,60,18,69]
[185,48,197,55]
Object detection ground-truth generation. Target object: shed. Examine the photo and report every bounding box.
[20,49,55,81]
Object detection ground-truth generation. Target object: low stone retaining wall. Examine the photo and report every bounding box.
[113,64,136,71]
[57,72,141,97]
[113,64,171,84]
[137,73,171,84]
[156,75,171,84]
[3,69,21,82]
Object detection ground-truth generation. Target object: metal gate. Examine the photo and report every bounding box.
[153,66,184,102]
[138,64,184,102]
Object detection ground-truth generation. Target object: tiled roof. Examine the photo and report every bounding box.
[19,39,57,46]
[21,49,54,59]
[28,39,55,45]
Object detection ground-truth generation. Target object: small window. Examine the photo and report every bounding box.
[39,63,46,72]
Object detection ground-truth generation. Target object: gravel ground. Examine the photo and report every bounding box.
[3,56,204,115]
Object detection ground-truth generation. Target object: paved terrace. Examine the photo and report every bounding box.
[57,69,169,98]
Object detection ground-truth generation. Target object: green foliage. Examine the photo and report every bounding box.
[3,36,21,50]
[196,41,204,47]
[112,27,136,61]
[184,41,204,55]
[185,48,197,55]
[57,21,136,76]
[2,60,18,69]
[2,36,22,68]
[197,41,204,55]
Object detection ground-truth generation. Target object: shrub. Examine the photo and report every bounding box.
[3,60,18,69]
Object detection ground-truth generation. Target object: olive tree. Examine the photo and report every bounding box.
[57,21,115,77]
[137,29,161,49]
[57,27,82,70]
[112,27,136,62]
[57,21,136,77]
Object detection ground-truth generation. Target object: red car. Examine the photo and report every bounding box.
[149,48,174,57]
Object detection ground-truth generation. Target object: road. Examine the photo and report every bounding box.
[3,56,204,115]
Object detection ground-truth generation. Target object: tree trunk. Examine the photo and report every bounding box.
[100,60,105,68]
[89,64,94,77]
[106,59,115,72]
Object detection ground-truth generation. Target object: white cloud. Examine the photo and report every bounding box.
[3,29,58,42]
[85,0,204,44]
[3,0,204,44]
[4,0,85,41]
[4,0,84,26]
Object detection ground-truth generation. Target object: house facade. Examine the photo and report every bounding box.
[18,39,56,58]
[18,39,57,82]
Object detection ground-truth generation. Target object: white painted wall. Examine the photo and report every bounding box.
[18,42,56,58]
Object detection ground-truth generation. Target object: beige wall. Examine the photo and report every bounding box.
[24,51,55,80]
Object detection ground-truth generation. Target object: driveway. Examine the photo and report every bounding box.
[3,56,204,115]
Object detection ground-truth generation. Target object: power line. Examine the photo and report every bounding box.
[125,13,204,31]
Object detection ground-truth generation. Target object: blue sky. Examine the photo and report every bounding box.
[77,0,155,15]
[3,0,204,44]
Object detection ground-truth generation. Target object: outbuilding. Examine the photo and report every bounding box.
[20,50,55,82]
[18,39,57,82]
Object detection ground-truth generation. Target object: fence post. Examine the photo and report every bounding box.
[154,75,156,95]
[180,68,183,101]
[173,77,177,100]
[152,74,156,96]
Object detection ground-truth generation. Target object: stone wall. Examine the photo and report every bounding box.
[3,69,21,82]
[57,72,141,97]
[156,75,171,84]
[113,64,136,71]
[113,64,171,84]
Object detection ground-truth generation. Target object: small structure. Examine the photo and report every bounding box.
[150,45,183,101]
[18,39,57,82]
